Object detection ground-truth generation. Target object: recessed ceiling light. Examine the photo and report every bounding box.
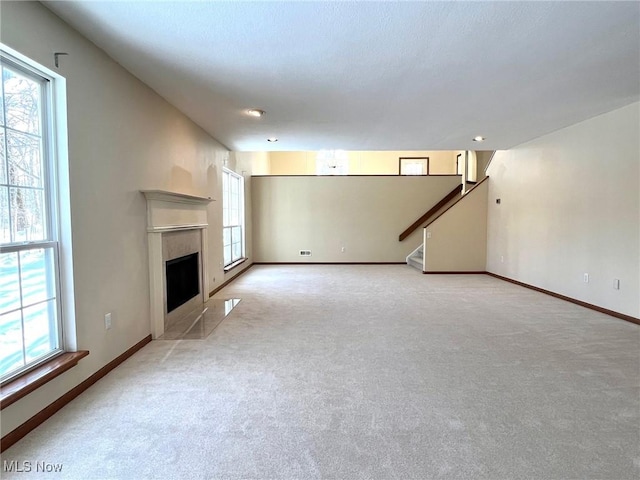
[473,136,485,142]
[267,137,278,142]
[246,109,265,117]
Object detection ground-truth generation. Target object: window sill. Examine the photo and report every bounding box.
[0,351,89,410]
[223,258,247,273]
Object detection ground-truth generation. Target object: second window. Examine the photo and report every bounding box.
[222,168,244,268]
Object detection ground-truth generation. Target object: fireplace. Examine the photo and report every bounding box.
[166,252,200,313]
[141,190,213,338]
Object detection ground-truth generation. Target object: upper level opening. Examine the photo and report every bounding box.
[252,150,465,176]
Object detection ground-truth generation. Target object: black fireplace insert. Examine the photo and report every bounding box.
[166,252,200,313]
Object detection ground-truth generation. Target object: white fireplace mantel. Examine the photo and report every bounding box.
[141,190,213,232]
[141,190,214,338]
[141,189,213,204]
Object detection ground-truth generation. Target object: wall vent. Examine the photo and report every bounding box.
[299,250,312,256]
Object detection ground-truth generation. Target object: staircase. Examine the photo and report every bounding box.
[405,176,490,273]
[406,245,423,271]
[400,185,463,272]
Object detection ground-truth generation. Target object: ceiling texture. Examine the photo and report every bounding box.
[44,1,639,152]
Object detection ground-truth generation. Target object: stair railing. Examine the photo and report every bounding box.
[398,184,462,241]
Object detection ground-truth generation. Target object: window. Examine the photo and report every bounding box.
[222,168,244,267]
[316,150,348,175]
[402,162,424,175]
[399,157,428,175]
[0,48,65,383]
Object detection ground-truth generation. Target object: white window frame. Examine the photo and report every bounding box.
[222,168,245,268]
[0,44,75,385]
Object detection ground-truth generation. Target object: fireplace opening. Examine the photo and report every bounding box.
[166,252,200,313]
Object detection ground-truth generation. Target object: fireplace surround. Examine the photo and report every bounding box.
[141,190,213,338]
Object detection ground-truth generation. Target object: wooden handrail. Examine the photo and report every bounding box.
[399,184,462,241]
[424,176,489,228]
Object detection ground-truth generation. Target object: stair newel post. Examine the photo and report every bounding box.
[422,227,428,272]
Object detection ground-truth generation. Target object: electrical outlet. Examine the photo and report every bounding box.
[501,255,504,263]
[426,232,432,239]
[613,279,620,290]
[299,250,312,257]
[104,313,112,330]
[341,247,346,253]
[583,273,589,283]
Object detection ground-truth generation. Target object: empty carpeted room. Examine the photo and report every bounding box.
[0,2,639,479]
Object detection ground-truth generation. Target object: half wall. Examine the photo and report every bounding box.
[252,175,461,262]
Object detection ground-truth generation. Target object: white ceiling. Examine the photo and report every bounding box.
[44,1,639,152]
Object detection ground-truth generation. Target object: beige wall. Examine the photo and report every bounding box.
[475,151,493,181]
[0,1,251,436]
[424,180,488,272]
[487,102,640,318]
[264,151,458,176]
[351,151,402,175]
[252,175,461,262]
[351,151,457,175]
[248,151,270,176]
[268,151,316,175]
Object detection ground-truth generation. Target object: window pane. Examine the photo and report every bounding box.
[0,130,6,184]
[223,227,231,247]
[223,171,229,195]
[223,180,230,227]
[23,299,58,363]
[232,226,242,261]
[20,248,56,308]
[9,186,45,242]
[0,251,20,314]
[0,75,4,127]
[7,130,42,187]
[3,66,41,136]
[403,162,423,175]
[231,226,241,245]
[223,245,231,266]
[232,241,241,261]
[0,310,24,377]
[230,207,239,226]
[0,186,9,244]
[230,176,238,195]
[316,150,349,175]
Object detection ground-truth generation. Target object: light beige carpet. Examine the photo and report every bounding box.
[3,265,639,479]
